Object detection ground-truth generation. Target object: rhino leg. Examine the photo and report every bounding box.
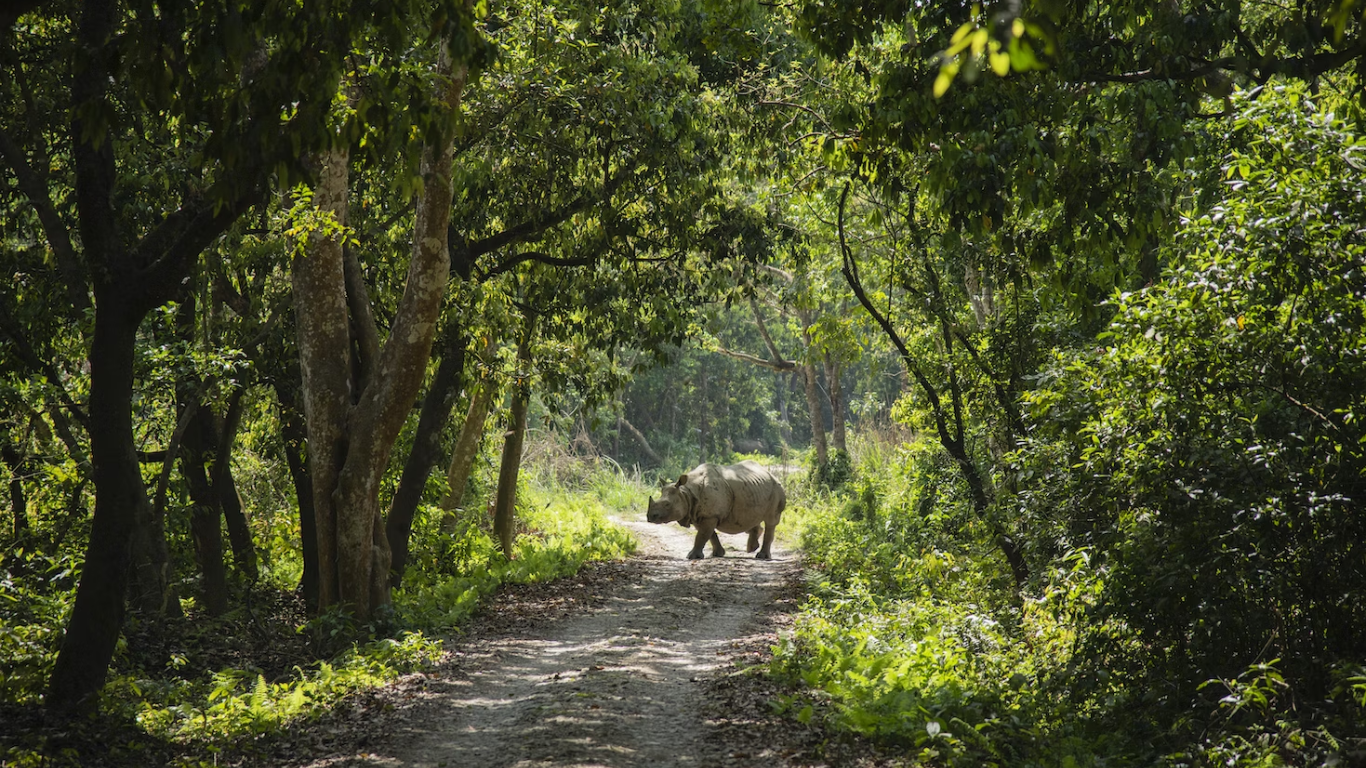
[746,526,760,553]
[710,532,726,558]
[688,520,717,560]
[756,519,778,560]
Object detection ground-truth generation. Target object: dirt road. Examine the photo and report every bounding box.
[305,516,801,768]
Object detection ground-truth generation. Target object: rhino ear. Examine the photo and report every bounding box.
[675,474,688,487]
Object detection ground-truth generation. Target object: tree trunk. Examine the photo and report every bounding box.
[296,47,467,619]
[441,376,497,513]
[698,368,709,464]
[493,322,534,558]
[217,466,254,579]
[824,353,847,454]
[181,406,229,616]
[385,328,468,588]
[776,371,791,445]
[173,287,229,615]
[274,378,319,609]
[798,347,828,470]
[47,0,278,712]
[293,144,354,613]
[47,303,143,714]
[3,442,28,539]
[212,389,257,581]
[133,372,197,616]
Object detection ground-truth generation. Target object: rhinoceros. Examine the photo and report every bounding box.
[645,460,785,560]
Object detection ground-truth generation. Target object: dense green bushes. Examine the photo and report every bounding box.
[1015,86,1366,731]
[777,436,1103,767]
[776,88,1366,767]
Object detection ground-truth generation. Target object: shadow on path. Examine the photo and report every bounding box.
[307,517,799,768]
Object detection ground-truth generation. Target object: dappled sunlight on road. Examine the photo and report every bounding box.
[311,515,796,768]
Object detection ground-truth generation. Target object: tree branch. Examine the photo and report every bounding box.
[459,168,637,276]
[756,99,837,133]
[0,127,89,312]
[950,326,1027,439]
[1072,40,1365,85]
[479,251,594,281]
[837,181,1027,586]
[619,416,662,466]
[749,296,790,366]
[343,243,381,390]
[0,286,90,434]
[131,191,260,313]
[150,376,216,521]
[756,263,794,283]
[713,345,797,372]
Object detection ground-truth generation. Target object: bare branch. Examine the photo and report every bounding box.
[150,376,216,521]
[749,296,790,366]
[458,167,638,275]
[713,345,797,372]
[619,416,662,465]
[0,127,89,312]
[1072,41,1365,85]
[756,99,837,133]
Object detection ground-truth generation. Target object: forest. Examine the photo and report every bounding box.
[2,0,1365,765]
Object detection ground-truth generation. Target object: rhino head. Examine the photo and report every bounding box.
[645,475,690,525]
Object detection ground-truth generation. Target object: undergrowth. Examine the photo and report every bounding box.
[1,446,641,766]
[771,430,1366,767]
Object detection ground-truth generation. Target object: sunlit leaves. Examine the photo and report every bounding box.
[1012,85,1366,707]
[933,9,1050,97]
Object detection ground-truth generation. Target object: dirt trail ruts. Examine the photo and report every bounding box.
[306,516,799,768]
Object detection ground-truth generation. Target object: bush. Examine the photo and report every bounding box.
[1014,86,1366,707]
[0,549,78,706]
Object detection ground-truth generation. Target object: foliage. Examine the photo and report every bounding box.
[1014,85,1366,707]
[116,632,443,745]
[780,425,1366,766]
[777,459,1111,766]
[775,86,1366,767]
[0,550,78,706]
[396,455,637,629]
[812,448,854,488]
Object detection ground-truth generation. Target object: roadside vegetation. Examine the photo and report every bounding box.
[1,438,638,766]
[771,93,1366,762]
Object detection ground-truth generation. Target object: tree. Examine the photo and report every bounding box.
[492,312,536,558]
[2,0,422,712]
[379,0,771,583]
[293,17,489,618]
